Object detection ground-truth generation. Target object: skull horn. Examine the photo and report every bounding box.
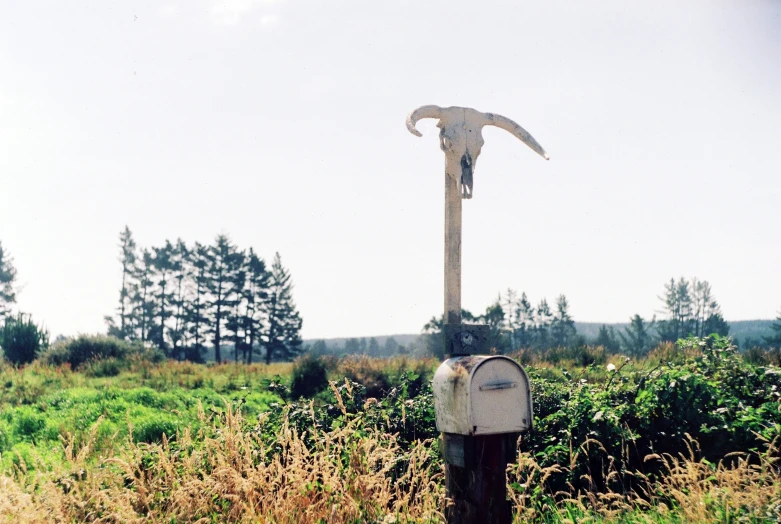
[406,105,444,137]
[483,112,550,160]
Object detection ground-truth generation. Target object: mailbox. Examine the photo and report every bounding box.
[432,355,532,436]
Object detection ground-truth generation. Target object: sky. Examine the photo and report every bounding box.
[1,0,780,340]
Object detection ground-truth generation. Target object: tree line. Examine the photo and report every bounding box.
[421,277,744,358]
[104,227,303,364]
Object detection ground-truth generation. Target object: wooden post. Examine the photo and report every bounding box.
[444,173,461,326]
[443,173,511,524]
[407,105,547,524]
[444,435,514,523]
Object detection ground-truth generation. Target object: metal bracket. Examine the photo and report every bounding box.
[444,323,490,356]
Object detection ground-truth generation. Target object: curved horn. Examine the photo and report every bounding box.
[406,105,443,137]
[483,113,549,160]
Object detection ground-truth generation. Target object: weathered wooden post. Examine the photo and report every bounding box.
[406,105,548,523]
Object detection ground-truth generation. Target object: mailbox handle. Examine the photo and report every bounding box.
[479,381,517,391]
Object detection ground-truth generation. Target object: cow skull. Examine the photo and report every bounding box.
[406,105,549,198]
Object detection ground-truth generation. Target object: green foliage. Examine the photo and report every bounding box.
[290,354,329,398]
[0,241,17,321]
[41,335,163,370]
[1,313,49,365]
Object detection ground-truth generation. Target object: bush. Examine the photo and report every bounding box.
[0,314,49,365]
[290,354,329,398]
[41,335,162,370]
[83,357,123,377]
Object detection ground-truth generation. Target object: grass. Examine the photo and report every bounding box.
[1,340,780,522]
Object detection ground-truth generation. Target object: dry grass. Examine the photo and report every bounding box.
[509,435,781,523]
[0,401,443,523]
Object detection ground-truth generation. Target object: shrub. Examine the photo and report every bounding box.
[132,415,178,443]
[0,313,49,365]
[82,357,123,377]
[290,354,329,399]
[41,335,162,370]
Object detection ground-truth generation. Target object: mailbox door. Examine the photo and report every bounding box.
[469,357,532,435]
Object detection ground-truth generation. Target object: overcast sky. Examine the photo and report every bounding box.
[1,0,780,339]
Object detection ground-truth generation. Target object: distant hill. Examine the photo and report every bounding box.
[200,320,775,362]
[575,320,775,348]
[306,319,776,353]
[302,334,423,351]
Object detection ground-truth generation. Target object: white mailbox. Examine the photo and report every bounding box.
[433,355,533,436]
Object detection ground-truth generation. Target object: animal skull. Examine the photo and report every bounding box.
[406,105,549,198]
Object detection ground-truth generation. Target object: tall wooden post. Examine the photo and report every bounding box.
[406,104,547,524]
[444,173,461,326]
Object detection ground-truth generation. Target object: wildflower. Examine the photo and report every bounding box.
[607,363,616,372]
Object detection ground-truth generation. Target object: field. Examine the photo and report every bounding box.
[1,336,780,523]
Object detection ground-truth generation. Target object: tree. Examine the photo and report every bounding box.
[765,309,781,350]
[513,292,535,349]
[185,243,210,363]
[241,249,269,364]
[551,295,576,348]
[168,239,190,359]
[620,314,656,357]
[594,324,621,353]
[657,278,694,342]
[205,235,239,364]
[0,242,18,321]
[263,253,303,364]
[480,297,507,353]
[1,313,48,365]
[115,227,137,340]
[534,299,553,349]
[367,337,380,357]
[152,241,175,353]
[132,249,156,343]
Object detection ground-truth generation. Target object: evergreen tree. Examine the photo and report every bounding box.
[657,278,694,342]
[186,243,210,363]
[514,292,535,349]
[115,227,137,339]
[242,249,269,364]
[551,294,576,348]
[534,299,553,349]
[132,249,156,343]
[205,235,239,364]
[263,253,303,364]
[620,314,656,356]
[168,239,190,359]
[0,241,18,321]
[764,309,781,350]
[152,241,175,353]
[480,297,507,353]
[225,249,247,363]
[367,337,380,357]
[310,339,328,357]
[594,324,621,352]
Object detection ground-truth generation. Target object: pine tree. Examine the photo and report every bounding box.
[152,241,175,353]
[132,249,156,343]
[186,243,210,363]
[534,299,553,349]
[657,278,694,342]
[225,249,247,363]
[263,253,303,364]
[168,239,190,360]
[620,314,656,356]
[764,309,781,350]
[115,227,137,339]
[0,241,18,321]
[514,292,535,349]
[205,235,239,364]
[242,249,269,364]
[551,294,576,348]
[594,324,621,352]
